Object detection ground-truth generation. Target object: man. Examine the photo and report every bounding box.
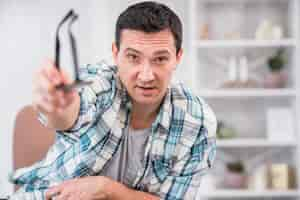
[11,1,216,199]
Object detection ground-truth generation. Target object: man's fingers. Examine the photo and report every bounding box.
[32,60,77,116]
[55,193,68,200]
[33,85,71,112]
[45,186,61,200]
[38,96,55,113]
[41,68,59,91]
[60,69,73,85]
[44,61,63,85]
[32,68,57,95]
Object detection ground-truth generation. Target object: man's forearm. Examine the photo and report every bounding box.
[105,180,160,200]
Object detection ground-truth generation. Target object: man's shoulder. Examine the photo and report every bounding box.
[79,60,117,106]
[80,60,117,80]
[77,60,118,95]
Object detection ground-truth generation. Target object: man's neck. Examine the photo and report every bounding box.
[130,102,161,130]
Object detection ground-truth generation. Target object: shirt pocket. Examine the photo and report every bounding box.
[146,157,171,193]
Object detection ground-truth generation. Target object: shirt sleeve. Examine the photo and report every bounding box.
[156,101,217,200]
[38,62,115,138]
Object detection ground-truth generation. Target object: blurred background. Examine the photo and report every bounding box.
[1,0,300,199]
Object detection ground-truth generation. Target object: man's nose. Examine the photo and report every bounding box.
[138,63,154,82]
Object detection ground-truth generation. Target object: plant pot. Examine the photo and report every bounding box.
[264,70,287,88]
[224,171,248,189]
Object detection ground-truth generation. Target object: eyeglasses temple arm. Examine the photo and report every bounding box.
[55,9,75,70]
[68,14,79,81]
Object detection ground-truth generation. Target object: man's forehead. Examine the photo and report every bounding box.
[120,29,176,53]
[125,47,171,55]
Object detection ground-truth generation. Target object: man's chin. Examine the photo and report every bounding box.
[133,95,161,106]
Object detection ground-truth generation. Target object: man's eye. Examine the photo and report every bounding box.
[154,57,168,64]
[127,54,139,62]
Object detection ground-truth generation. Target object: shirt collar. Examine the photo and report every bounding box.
[115,72,131,105]
[152,87,172,133]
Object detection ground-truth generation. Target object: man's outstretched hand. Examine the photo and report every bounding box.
[32,60,80,130]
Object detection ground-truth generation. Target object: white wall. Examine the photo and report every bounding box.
[0,0,113,194]
[0,0,189,195]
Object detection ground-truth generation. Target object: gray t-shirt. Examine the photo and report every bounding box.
[98,126,151,188]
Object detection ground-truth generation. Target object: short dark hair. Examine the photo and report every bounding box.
[115,1,182,54]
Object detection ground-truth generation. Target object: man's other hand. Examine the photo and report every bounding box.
[45,176,111,200]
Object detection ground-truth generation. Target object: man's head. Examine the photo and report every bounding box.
[112,1,183,107]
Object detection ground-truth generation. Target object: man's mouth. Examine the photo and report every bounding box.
[136,86,158,95]
[137,86,156,90]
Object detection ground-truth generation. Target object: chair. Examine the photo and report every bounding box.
[13,105,55,190]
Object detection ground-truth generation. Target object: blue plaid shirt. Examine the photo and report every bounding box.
[11,61,217,200]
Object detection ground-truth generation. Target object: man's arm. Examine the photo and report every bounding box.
[45,176,159,200]
[106,180,159,200]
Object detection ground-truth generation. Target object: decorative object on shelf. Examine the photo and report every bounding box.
[268,164,296,190]
[224,161,248,189]
[229,56,237,82]
[204,53,284,89]
[248,165,268,191]
[238,56,260,88]
[266,107,294,142]
[200,23,209,40]
[255,19,284,40]
[224,31,241,40]
[264,48,288,88]
[239,56,248,83]
[220,56,260,88]
[216,121,237,139]
[220,56,238,88]
[272,25,284,40]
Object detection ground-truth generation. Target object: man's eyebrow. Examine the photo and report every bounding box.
[153,50,171,56]
[124,48,141,54]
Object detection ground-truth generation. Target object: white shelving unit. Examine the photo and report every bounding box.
[188,0,300,199]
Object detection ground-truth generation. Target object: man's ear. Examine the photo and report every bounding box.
[176,48,183,65]
[173,48,183,70]
[112,42,119,65]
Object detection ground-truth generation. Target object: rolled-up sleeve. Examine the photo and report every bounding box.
[38,62,115,138]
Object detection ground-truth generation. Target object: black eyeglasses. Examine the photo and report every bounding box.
[55,9,92,91]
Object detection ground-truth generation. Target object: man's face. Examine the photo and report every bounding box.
[112,29,183,107]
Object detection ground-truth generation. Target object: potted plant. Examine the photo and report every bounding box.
[216,121,236,139]
[224,161,248,189]
[264,48,288,88]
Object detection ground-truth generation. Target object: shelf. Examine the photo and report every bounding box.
[217,139,297,147]
[197,89,296,98]
[193,39,296,48]
[199,189,299,198]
